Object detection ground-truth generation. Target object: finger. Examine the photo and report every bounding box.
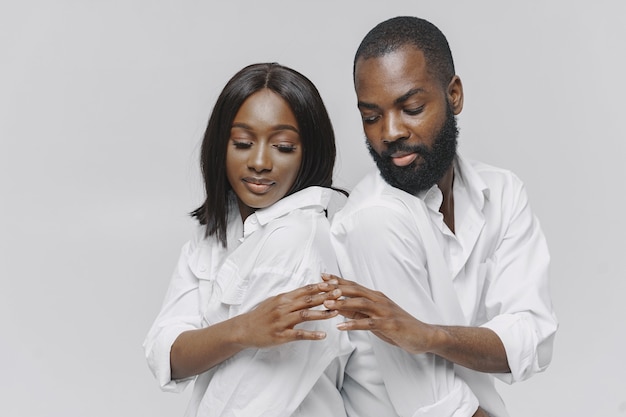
[323,296,378,315]
[322,274,356,287]
[277,283,328,308]
[323,275,380,299]
[336,317,378,331]
[334,282,379,299]
[289,281,340,299]
[334,310,368,320]
[289,288,343,312]
[286,307,339,326]
[317,282,339,294]
[321,273,339,282]
[277,309,334,331]
[282,328,328,341]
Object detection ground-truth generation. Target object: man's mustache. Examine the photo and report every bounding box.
[381,142,430,160]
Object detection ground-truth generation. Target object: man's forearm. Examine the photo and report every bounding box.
[430,325,511,374]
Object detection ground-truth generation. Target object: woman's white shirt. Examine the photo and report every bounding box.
[144,187,353,417]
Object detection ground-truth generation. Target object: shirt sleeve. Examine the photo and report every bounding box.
[143,235,203,392]
[480,177,558,384]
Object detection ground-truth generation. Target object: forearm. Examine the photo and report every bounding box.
[170,316,246,380]
[430,325,510,374]
[170,282,340,380]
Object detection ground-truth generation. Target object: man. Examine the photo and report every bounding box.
[324,16,557,417]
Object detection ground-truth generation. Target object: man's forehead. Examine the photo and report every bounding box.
[354,47,434,100]
[356,45,427,74]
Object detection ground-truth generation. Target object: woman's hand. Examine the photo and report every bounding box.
[171,279,342,379]
[235,280,343,349]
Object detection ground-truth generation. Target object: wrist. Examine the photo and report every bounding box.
[224,314,251,350]
[428,324,453,355]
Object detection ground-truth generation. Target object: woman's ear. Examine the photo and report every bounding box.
[447,75,464,115]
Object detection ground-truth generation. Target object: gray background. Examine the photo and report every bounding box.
[2,1,624,416]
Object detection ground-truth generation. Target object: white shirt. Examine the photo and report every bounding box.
[330,155,558,417]
[144,186,353,417]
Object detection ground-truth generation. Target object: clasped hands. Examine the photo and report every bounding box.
[243,273,438,355]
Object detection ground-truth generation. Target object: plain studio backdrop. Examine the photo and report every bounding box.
[1,1,624,416]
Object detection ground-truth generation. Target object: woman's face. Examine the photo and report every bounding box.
[226,89,303,220]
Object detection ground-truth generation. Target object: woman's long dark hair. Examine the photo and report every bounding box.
[190,63,337,246]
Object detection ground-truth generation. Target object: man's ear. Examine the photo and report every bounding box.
[447,75,464,115]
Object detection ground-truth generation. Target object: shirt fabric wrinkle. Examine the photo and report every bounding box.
[144,186,353,417]
[330,154,557,417]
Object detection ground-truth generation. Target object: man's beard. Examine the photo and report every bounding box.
[367,105,458,195]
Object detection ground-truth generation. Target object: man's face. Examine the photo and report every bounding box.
[354,45,463,195]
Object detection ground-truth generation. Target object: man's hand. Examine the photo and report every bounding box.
[321,274,511,373]
[321,274,441,354]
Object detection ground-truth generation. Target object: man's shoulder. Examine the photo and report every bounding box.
[332,170,417,230]
[459,155,526,195]
[343,171,411,210]
[462,155,515,178]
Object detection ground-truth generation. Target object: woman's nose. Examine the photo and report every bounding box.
[248,142,272,172]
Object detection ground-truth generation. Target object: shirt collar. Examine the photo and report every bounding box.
[415,154,489,212]
[454,154,489,210]
[242,186,331,238]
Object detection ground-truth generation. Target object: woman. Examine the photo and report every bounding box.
[144,63,352,417]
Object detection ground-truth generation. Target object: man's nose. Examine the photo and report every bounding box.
[381,113,409,144]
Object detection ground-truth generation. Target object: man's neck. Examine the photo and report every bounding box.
[437,165,455,233]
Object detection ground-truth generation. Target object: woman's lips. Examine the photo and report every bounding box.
[242,177,275,194]
[391,152,418,167]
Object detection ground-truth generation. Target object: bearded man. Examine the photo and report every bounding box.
[325,16,558,417]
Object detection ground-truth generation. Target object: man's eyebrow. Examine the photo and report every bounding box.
[357,88,426,110]
[357,101,378,110]
[394,88,425,105]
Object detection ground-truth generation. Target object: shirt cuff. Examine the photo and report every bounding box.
[480,313,537,384]
[144,323,196,392]
[412,377,479,417]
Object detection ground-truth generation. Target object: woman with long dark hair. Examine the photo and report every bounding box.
[144,63,352,417]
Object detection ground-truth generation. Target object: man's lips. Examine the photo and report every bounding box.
[390,151,418,167]
[242,177,275,194]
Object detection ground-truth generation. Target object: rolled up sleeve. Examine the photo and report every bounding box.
[143,240,203,392]
[482,180,558,383]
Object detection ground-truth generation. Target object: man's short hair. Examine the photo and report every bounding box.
[354,16,456,88]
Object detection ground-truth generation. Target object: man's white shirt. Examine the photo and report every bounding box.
[330,155,558,417]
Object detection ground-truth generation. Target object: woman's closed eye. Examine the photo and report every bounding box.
[232,140,253,149]
[274,143,298,153]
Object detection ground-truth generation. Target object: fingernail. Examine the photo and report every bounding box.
[324,300,336,308]
[336,323,347,330]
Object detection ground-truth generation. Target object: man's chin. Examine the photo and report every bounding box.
[377,163,433,195]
